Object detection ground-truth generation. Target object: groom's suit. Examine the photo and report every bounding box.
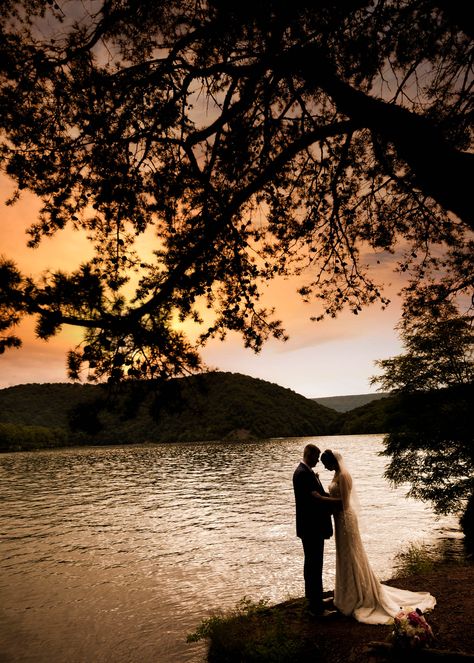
[293,462,333,612]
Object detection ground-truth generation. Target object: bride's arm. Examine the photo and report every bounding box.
[311,490,342,505]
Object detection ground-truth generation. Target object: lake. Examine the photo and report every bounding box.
[0,435,463,663]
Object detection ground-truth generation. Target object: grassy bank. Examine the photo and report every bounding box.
[187,549,473,662]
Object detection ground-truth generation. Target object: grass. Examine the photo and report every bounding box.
[186,596,270,644]
[392,542,439,578]
[187,596,319,662]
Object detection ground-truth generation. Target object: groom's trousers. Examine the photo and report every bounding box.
[301,534,325,612]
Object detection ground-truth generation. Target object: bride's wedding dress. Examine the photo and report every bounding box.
[328,465,436,625]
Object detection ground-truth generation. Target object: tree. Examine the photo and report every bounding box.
[373,300,474,392]
[0,0,472,381]
[371,301,474,545]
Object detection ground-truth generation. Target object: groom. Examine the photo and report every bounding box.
[293,443,339,617]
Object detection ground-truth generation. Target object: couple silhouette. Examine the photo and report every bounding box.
[293,443,436,623]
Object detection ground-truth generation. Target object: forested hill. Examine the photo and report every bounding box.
[0,372,340,450]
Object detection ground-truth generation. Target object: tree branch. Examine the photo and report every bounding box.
[126,119,360,322]
[283,43,474,230]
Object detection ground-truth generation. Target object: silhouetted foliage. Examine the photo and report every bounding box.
[380,384,473,514]
[68,399,107,435]
[460,493,474,551]
[373,300,474,392]
[0,1,472,380]
[372,301,474,545]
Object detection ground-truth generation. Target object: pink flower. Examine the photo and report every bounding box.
[390,606,434,649]
[408,611,424,626]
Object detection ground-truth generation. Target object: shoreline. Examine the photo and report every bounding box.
[190,560,474,662]
[0,431,387,453]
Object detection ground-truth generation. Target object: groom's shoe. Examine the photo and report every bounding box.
[306,606,337,619]
[319,609,338,618]
[322,596,334,604]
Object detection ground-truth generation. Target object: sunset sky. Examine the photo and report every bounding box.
[1,172,405,398]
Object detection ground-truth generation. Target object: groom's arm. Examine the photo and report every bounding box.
[293,468,313,504]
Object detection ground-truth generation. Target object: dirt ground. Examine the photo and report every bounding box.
[283,564,474,662]
[204,561,474,662]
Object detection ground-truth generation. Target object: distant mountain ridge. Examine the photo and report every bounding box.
[312,393,389,412]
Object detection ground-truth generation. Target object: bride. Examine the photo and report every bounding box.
[319,449,436,625]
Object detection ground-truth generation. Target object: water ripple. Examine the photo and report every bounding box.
[0,436,463,663]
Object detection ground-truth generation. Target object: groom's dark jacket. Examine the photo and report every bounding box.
[293,462,333,539]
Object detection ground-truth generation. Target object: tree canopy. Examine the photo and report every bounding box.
[0,0,472,381]
[372,300,473,541]
[372,299,474,392]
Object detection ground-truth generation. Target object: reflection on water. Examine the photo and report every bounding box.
[0,435,464,663]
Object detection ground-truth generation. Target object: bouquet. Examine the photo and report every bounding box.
[390,607,434,649]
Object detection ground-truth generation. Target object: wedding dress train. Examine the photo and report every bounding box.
[328,471,436,625]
